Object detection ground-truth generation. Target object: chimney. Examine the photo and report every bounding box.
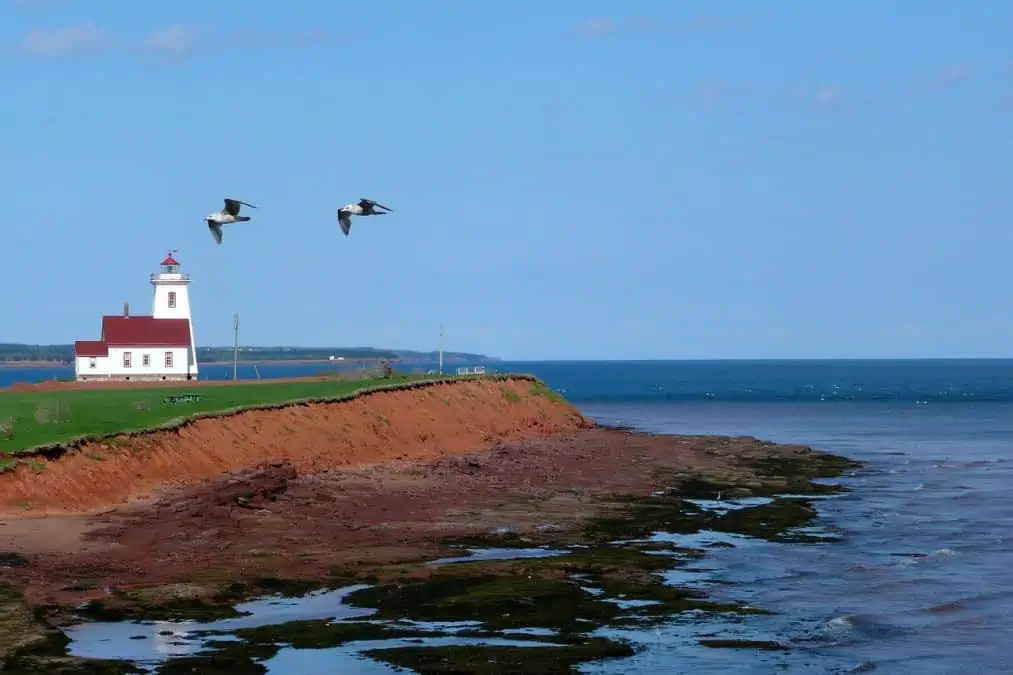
[124,301,129,318]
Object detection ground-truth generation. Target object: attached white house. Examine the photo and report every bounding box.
[74,251,200,382]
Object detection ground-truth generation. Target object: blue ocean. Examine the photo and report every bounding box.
[4,359,1011,673]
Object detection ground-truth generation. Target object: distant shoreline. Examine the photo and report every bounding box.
[0,357,489,369]
[0,361,70,368]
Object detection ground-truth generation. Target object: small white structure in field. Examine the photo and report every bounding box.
[74,251,200,382]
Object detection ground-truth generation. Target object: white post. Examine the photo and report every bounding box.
[438,323,443,375]
[232,312,239,382]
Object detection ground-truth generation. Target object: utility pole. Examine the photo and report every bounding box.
[232,312,239,382]
[438,323,444,375]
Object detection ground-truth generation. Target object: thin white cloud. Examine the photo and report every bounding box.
[688,81,751,112]
[679,15,753,33]
[225,28,326,49]
[996,88,1013,115]
[10,21,324,61]
[9,0,69,7]
[574,15,754,39]
[813,84,844,108]
[16,22,107,57]
[138,24,325,59]
[929,63,971,90]
[884,322,922,339]
[574,18,617,38]
[777,82,846,112]
[143,24,202,56]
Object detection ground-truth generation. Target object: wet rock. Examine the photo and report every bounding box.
[365,639,635,675]
[227,619,435,649]
[344,574,620,633]
[0,552,29,568]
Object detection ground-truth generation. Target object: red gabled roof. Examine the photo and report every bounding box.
[101,316,191,347]
[74,340,109,357]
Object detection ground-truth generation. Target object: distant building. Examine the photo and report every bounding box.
[74,251,200,382]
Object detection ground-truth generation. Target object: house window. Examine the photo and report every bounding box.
[165,351,174,368]
[89,358,96,369]
[168,291,176,309]
[123,352,132,368]
[142,354,151,367]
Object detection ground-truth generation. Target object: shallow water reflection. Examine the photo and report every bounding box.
[65,584,375,662]
[428,546,567,565]
[63,490,847,674]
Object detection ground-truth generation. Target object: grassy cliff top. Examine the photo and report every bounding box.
[0,373,544,459]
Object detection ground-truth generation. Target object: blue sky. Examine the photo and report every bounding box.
[2,1,1011,360]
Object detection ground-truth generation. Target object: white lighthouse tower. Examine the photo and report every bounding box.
[151,250,199,377]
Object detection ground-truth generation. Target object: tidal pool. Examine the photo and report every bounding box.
[55,492,847,673]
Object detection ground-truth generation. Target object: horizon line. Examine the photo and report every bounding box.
[6,355,1013,364]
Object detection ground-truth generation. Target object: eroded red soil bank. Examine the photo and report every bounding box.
[1,428,849,615]
[0,377,591,514]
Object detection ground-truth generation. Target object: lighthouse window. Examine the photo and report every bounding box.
[88,358,96,369]
[142,354,150,367]
[168,291,176,309]
[123,352,132,368]
[165,351,174,368]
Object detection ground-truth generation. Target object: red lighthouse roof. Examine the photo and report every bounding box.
[161,250,180,266]
[101,316,191,347]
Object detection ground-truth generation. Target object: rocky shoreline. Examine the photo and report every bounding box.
[0,423,861,673]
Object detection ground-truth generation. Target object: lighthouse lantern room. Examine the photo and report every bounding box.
[73,250,200,382]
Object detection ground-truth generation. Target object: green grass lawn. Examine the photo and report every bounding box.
[0,374,452,457]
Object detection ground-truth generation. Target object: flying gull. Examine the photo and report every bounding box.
[206,198,257,245]
[336,198,393,236]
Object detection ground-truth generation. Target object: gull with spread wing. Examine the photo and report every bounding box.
[336,198,393,236]
[206,198,257,245]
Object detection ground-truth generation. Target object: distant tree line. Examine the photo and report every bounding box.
[0,344,75,362]
[197,346,400,362]
[0,343,498,364]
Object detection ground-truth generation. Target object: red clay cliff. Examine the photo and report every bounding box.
[0,377,590,514]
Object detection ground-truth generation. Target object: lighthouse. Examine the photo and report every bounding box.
[73,250,200,382]
[150,250,199,377]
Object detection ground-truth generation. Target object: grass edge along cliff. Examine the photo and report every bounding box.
[0,372,563,463]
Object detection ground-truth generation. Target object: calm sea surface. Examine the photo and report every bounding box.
[3,360,1012,673]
